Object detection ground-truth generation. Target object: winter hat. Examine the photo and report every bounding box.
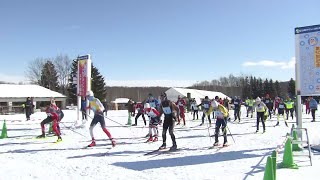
[211,100,219,108]
[256,97,261,102]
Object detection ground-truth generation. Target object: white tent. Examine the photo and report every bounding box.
[165,87,230,104]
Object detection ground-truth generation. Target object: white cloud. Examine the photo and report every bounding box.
[0,73,27,84]
[106,80,196,87]
[242,57,296,69]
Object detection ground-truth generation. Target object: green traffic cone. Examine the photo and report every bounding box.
[48,122,53,134]
[280,138,299,169]
[0,120,8,139]
[127,112,132,125]
[292,130,303,151]
[271,150,277,180]
[263,156,275,180]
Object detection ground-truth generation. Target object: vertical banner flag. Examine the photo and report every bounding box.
[295,25,320,96]
[77,55,91,97]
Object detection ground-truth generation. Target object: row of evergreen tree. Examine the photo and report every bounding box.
[241,76,296,99]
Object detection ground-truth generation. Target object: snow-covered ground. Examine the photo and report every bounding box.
[1,107,320,180]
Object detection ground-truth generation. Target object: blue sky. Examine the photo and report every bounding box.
[0,0,319,85]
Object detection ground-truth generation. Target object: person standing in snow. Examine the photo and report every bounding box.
[207,97,229,147]
[86,90,116,147]
[254,97,268,133]
[305,97,311,115]
[25,97,32,121]
[81,96,87,121]
[102,98,108,117]
[158,92,179,150]
[132,102,146,126]
[144,103,160,142]
[309,96,318,122]
[190,99,199,120]
[176,95,186,126]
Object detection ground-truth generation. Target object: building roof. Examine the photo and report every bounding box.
[0,84,66,98]
[111,98,130,104]
[165,87,231,103]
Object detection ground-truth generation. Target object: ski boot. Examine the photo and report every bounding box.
[285,122,288,127]
[223,142,228,147]
[275,122,279,126]
[87,140,96,147]
[263,129,266,133]
[111,138,116,147]
[146,135,153,142]
[199,123,204,126]
[36,134,45,138]
[56,136,62,142]
[256,129,259,133]
[153,136,158,142]
[131,124,137,126]
[213,142,219,146]
[159,143,166,150]
[176,122,180,125]
[170,144,177,151]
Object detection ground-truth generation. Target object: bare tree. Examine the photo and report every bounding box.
[54,54,72,95]
[25,58,47,84]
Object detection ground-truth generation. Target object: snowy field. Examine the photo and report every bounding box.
[1,107,320,180]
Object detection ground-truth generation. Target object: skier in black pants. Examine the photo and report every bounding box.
[132,102,146,126]
[158,92,179,150]
[255,97,268,133]
[233,96,241,122]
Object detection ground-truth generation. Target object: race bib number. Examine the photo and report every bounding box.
[204,104,209,109]
[150,102,156,108]
[257,104,264,111]
[215,111,224,119]
[163,107,172,114]
[266,100,270,103]
[279,104,284,109]
[234,102,238,105]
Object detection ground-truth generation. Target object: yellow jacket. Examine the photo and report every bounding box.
[207,104,229,118]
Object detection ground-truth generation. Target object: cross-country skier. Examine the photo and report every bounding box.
[86,90,116,147]
[158,92,179,150]
[246,97,255,118]
[233,96,242,122]
[254,97,268,133]
[199,96,212,126]
[284,97,294,120]
[146,93,160,110]
[263,94,273,119]
[37,103,62,142]
[275,98,288,127]
[176,95,186,126]
[208,97,229,147]
[132,102,146,126]
[144,103,160,142]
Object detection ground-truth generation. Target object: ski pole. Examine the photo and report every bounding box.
[206,114,212,143]
[223,117,236,143]
[60,122,87,138]
[84,111,128,128]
